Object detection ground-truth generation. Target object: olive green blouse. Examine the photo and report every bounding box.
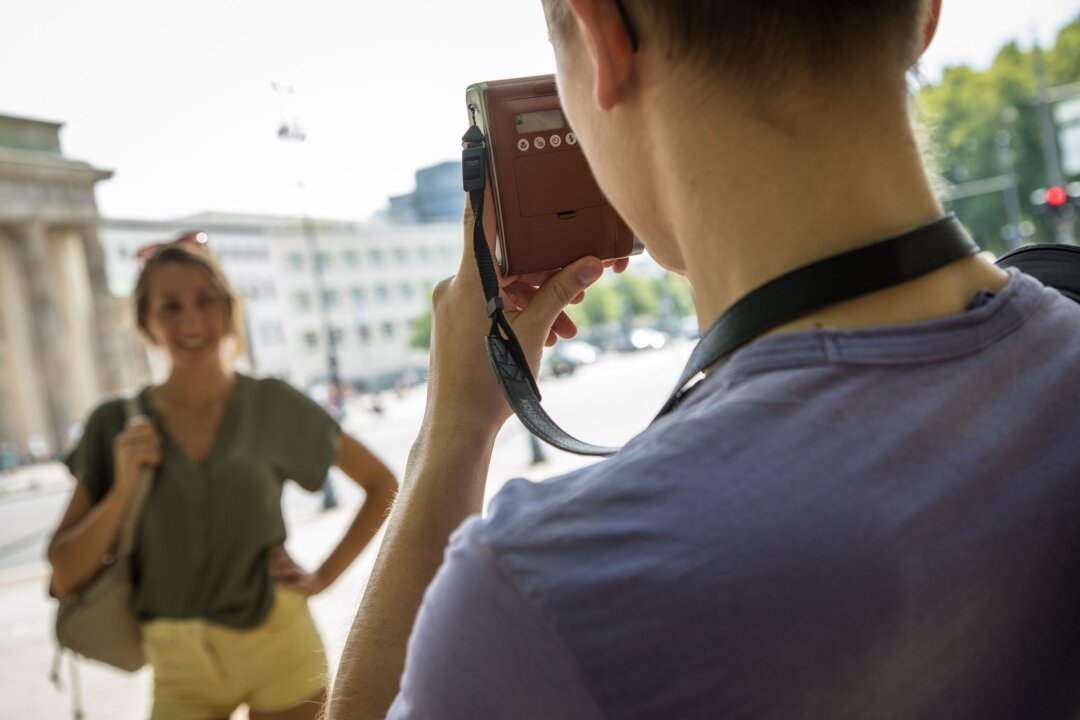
[65,374,341,629]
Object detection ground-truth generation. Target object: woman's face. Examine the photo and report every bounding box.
[144,261,230,368]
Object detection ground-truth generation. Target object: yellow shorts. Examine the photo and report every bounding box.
[142,588,328,720]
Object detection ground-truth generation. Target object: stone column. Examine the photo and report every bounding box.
[48,227,102,424]
[16,221,72,454]
[81,224,140,396]
[0,226,52,457]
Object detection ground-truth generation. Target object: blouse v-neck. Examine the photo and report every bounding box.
[141,374,244,469]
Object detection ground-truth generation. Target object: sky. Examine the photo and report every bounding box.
[1,0,1078,224]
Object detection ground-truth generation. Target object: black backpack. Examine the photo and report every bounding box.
[997,244,1080,303]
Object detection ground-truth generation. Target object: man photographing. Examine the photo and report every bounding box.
[329,1,1080,717]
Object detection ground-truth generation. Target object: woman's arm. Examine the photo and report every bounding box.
[272,433,398,595]
[48,419,160,597]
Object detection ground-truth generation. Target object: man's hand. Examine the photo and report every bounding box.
[424,186,608,435]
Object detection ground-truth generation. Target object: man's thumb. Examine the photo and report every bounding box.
[529,256,604,324]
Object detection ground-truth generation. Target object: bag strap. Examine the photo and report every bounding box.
[461,123,981,456]
[114,396,153,559]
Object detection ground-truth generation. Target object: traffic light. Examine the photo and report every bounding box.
[1031,183,1080,214]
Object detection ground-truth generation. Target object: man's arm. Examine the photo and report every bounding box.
[386,520,606,719]
[325,419,496,717]
[324,190,606,719]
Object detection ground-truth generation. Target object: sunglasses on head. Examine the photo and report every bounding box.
[136,231,211,263]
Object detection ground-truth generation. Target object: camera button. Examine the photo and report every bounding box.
[517,139,530,152]
[550,134,562,147]
[533,137,546,150]
[566,132,577,145]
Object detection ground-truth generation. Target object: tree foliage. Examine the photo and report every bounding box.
[408,308,432,350]
[916,14,1080,254]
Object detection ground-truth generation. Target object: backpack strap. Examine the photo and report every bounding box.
[114,396,153,559]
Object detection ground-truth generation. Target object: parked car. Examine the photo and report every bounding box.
[542,340,602,378]
[627,327,667,351]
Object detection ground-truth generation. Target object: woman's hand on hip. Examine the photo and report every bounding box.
[269,543,328,596]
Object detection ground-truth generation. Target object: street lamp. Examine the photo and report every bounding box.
[273,82,340,510]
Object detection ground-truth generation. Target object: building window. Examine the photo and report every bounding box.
[382,322,395,339]
[368,249,383,266]
[321,289,339,308]
[417,247,430,263]
[303,331,319,349]
[295,291,312,311]
[259,323,285,346]
[399,283,414,300]
[288,253,305,271]
[375,285,390,303]
[330,327,344,344]
[393,248,408,264]
[357,324,371,344]
[344,250,360,267]
[350,287,366,307]
[316,252,331,270]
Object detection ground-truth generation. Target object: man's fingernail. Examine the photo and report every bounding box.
[578,262,602,284]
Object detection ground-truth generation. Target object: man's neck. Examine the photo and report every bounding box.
[642,83,975,331]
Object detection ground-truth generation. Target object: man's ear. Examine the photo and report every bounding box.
[919,0,943,57]
[564,0,636,111]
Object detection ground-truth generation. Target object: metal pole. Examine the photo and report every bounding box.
[1032,43,1076,244]
[300,215,342,510]
[274,83,342,509]
[1033,44,1065,187]
[995,130,1025,250]
[528,430,547,466]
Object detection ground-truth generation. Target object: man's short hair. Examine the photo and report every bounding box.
[546,0,929,86]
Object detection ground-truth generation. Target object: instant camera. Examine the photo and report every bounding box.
[466,74,640,276]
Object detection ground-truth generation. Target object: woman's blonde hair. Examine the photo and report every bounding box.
[133,241,248,363]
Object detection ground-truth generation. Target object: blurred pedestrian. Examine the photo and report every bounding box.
[48,233,397,720]
[26,432,49,463]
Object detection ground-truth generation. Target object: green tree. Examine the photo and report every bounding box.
[660,273,696,317]
[614,272,660,317]
[567,276,622,328]
[409,308,432,350]
[916,14,1080,254]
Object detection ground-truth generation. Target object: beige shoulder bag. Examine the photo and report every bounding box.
[54,396,153,672]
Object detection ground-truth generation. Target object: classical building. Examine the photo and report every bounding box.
[0,113,134,459]
[0,112,466,459]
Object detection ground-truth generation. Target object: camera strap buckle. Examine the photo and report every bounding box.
[461,125,486,193]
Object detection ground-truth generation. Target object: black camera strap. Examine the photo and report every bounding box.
[461,124,981,457]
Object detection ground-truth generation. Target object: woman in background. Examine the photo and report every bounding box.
[49,233,398,720]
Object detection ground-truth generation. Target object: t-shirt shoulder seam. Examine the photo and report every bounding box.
[723,281,1052,381]
[467,530,613,719]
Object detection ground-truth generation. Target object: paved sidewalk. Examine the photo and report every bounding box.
[0,346,687,718]
[0,420,602,720]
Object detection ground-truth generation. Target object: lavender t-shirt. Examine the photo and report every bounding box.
[391,270,1080,719]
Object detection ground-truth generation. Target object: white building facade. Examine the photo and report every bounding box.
[99,212,461,394]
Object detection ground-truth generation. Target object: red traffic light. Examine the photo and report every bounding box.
[1047,185,1068,208]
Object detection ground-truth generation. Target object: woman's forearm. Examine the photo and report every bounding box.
[48,484,134,597]
[316,475,396,588]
